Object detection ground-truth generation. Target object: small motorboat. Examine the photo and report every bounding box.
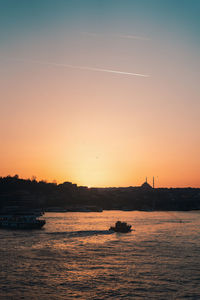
[109,221,132,233]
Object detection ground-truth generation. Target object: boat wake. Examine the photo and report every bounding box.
[46,230,113,237]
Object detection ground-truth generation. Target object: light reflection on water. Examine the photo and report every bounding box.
[0,211,200,299]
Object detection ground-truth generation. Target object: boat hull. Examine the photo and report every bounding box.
[109,227,132,233]
[0,220,46,229]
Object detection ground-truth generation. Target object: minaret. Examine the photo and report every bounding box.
[153,176,155,189]
[146,177,147,183]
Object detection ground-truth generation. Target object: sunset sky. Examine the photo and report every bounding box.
[1,0,200,187]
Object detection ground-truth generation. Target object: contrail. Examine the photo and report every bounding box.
[117,34,150,41]
[6,58,150,78]
[82,32,150,41]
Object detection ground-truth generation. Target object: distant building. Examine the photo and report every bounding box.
[140,178,153,190]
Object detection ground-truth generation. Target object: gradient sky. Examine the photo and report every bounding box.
[0,0,200,187]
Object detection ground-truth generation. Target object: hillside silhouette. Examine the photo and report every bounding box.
[0,175,200,211]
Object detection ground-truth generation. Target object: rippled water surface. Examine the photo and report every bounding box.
[0,211,200,299]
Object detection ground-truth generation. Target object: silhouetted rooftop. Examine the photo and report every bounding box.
[141,182,153,189]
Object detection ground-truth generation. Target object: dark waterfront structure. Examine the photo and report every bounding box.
[0,175,200,212]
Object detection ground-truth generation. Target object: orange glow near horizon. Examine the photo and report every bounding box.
[1,59,200,188]
[1,5,200,188]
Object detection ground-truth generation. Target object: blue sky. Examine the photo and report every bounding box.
[0,0,200,41]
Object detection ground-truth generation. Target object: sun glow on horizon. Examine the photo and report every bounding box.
[0,1,200,188]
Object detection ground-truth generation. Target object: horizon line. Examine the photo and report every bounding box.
[1,175,199,189]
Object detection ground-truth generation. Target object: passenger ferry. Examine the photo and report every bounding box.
[0,208,45,229]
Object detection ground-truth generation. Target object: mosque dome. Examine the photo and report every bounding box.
[141,181,152,190]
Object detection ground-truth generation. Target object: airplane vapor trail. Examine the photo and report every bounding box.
[7,58,150,78]
[82,32,150,41]
[117,34,150,41]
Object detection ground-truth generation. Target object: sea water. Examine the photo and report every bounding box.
[0,211,200,299]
